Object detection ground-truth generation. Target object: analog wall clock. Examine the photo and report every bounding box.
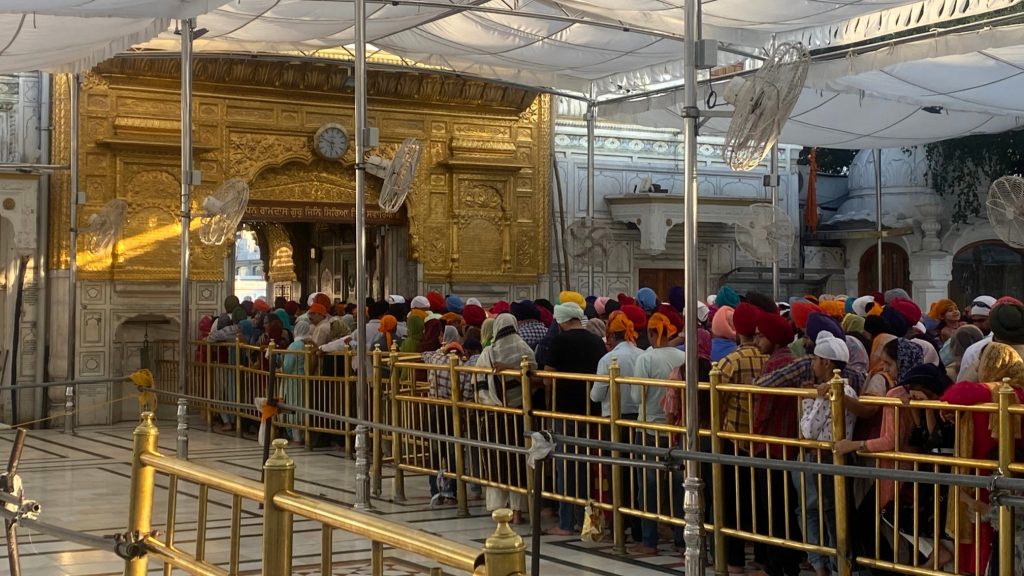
[313,123,350,161]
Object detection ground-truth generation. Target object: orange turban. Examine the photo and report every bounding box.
[711,306,736,340]
[928,298,956,321]
[379,315,398,350]
[647,312,679,346]
[819,300,845,319]
[606,310,638,344]
[407,308,428,320]
[441,312,462,326]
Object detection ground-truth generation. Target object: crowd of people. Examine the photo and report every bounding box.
[197,286,1024,575]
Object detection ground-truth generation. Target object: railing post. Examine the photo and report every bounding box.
[391,345,406,503]
[204,341,213,430]
[262,438,295,576]
[483,509,526,576]
[343,346,354,457]
[828,369,851,576]
[709,362,726,576]
[608,358,625,555]
[519,355,534,525]
[176,397,188,460]
[372,346,385,498]
[303,342,313,449]
[125,412,159,576]
[997,378,1015,576]
[234,338,243,438]
[64,384,75,435]
[449,351,469,517]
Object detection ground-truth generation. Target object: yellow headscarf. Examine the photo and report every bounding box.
[606,310,638,344]
[647,312,678,347]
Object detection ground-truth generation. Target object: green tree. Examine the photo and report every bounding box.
[925,130,1024,224]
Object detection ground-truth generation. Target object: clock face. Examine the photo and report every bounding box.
[314,124,349,160]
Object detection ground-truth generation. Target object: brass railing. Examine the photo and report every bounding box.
[125,411,526,576]
[175,340,1023,576]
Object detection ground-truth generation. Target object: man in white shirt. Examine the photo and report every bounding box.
[957,295,997,381]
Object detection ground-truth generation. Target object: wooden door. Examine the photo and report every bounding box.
[858,243,912,295]
[638,268,685,302]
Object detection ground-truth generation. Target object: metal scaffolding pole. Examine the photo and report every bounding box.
[586,91,596,295]
[178,20,194,396]
[874,149,883,293]
[353,0,372,510]
[67,75,79,427]
[681,1,704,573]
[770,144,780,300]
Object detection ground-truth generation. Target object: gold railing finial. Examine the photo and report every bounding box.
[483,509,525,576]
[135,411,158,436]
[266,438,294,469]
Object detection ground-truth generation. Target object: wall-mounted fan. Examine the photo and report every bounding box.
[723,42,810,172]
[198,178,250,246]
[735,203,795,263]
[368,138,423,213]
[81,198,128,254]
[986,176,1024,248]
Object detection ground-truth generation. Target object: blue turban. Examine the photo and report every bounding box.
[445,295,465,314]
[805,312,844,342]
[636,287,658,312]
[668,286,684,312]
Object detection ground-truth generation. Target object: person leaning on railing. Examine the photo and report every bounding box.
[797,332,858,576]
[474,313,537,525]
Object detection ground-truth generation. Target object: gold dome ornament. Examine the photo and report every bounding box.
[313,122,350,161]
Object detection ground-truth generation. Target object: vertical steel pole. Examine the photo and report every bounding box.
[178,20,194,396]
[874,149,883,293]
[67,74,79,408]
[681,1,705,574]
[769,144,780,301]
[353,0,372,510]
[36,72,51,423]
[585,93,596,295]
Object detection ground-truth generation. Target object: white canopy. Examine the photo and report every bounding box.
[3,0,1024,147]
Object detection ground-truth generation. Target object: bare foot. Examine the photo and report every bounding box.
[511,511,525,525]
[543,526,574,536]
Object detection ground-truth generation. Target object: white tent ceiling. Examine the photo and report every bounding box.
[2,0,1023,148]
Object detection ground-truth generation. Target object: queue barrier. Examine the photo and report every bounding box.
[172,339,1022,576]
[124,411,526,576]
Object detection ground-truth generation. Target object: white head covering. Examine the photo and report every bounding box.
[970,295,997,317]
[697,301,710,323]
[814,331,849,363]
[553,302,585,324]
[852,295,875,317]
[466,297,482,306]
[293,319,313,342]
[912,321,926,334]
[307,292,326,306]
[387,294,406,304]
[442,325,460,345]
[706,295,717,307]
[411,295,430,309]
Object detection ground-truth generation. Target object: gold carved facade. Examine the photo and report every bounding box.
[49,57,551,283]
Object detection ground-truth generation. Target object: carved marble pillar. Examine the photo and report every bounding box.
[909,251,953,309]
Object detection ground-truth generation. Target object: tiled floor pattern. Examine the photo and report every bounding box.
[0,420,763,575]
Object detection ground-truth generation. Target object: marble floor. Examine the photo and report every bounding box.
[0,419,725,575]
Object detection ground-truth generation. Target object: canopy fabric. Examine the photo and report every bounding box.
[4,0,1024,148]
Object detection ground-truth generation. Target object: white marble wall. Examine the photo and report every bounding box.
[548,99,801,299]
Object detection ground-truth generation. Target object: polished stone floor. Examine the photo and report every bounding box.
[0,418,708,575]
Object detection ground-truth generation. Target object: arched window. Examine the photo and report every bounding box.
[858,243,911,295]
[949,242,1024,307]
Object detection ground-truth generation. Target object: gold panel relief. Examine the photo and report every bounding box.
[49,58,551,284]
